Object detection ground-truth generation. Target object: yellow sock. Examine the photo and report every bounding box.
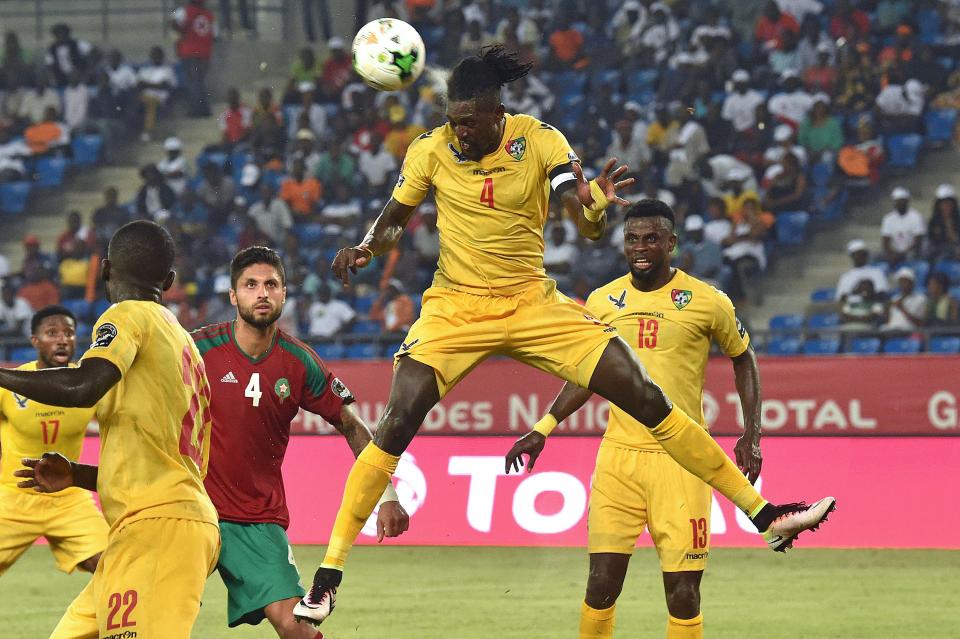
[667,614,703,638]
[650,406,766,514]
[321,443,399,569]
[579,601,615,639]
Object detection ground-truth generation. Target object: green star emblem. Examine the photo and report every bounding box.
[392,50,418,79]
[275,377,291,400]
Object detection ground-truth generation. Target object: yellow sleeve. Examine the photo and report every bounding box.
[392,132,434,207]
[80,304,142,377]
[535,120,579,173]
[584,289,609,323]
[711,288,750,358]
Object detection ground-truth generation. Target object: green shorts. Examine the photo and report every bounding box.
[216,520,306,627]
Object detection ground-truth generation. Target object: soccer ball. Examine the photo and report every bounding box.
[352,18,426,92]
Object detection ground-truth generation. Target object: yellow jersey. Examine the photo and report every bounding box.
[393,113,578,295]
[80,300,217,530]
[0,361,96,496]
[586,270,750,451]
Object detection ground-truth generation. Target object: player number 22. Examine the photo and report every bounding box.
[480,178,495,208]
[105,589,137,629]
[245,373,262,407]
[638,318,659,349]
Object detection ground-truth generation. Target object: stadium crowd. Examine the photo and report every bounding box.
[1,0,960,355]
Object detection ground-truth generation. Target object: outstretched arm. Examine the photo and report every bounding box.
[0,358,120,408]
[558,158,634,241]
[505,382,595,473]
[732,347,763,484]
[331,198,418,287]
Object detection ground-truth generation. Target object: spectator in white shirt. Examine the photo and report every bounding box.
[287,129,323,176]
[0,129,31,181]
[876,73,924,134]
[288,81,328,141]
[704,197,734,246]
[137,46,177,141]
[763,124,808,171]
[18,75,62,125]
[359,132,398,197]
[604,119,651,174]
[307,284,356,338]
[0,254,9,280]
[45,24,92,87]
[495,7,540,47]
[881,187,926,265]
[768,71,815,127]
[776,0,823,23]
[0,282,33,337]
[722,69,765,132]
[62,72,90,130]
[319,181,362,240]
[836,239,889,302]
[675,107,710,164]
[502,75,554,120]
[157,137,188,195]
[882,267,926,335]
[248,182,294,244]
[104,49,138,96]
[543,223,579,290]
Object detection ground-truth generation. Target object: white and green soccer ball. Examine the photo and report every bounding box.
[352,18,426,92]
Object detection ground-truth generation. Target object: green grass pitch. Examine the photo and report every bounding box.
[2,546,957,638]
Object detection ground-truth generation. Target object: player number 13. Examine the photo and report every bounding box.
[638,318,659,349]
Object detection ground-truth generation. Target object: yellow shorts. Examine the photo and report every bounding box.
[0,486,108,575]
[49,517,220,639]
[396,281,618,397]
[588,442,712,572]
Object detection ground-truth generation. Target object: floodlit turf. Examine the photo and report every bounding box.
[2,546,957,638]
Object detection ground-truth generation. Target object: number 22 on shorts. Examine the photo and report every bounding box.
[105,589,137,630]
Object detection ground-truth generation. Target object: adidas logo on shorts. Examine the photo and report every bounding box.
[220,371,239,384]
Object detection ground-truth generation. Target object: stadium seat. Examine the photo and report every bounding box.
[312,342,345,360]
[774,211,810,246]
[769,313,804,331]
[901,261,930,285]
[847,337,881,354]
[36,156,68,187]
[766,335,801,356]
[353,295,376,314]
[7,346,36,363]
[885,134,923,169]
[351,320,382,335]
[933,260,960,283]
[806,312,840,330]
[810,287,836,303]
[883,337,922,354]
[71,134,103,165]
[627,69,658,92]
[590,68,622,91]
[802,337,840,355]
[345,342,381,360]
[384,342,403,357]
[811,161,834,187]
[918,9,942,44]
[950,285,960,300]
[92,299,111,317]
[0,181,32,215]
[195,151,227,172]
[929,336,960,354]
[61,299,92,322]
[293,223,325,246]
[924,109,957,146]
[549,71,588,97]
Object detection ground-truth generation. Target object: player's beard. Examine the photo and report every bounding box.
[238,300,282,329]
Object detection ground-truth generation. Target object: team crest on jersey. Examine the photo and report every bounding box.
[608,290,626,310]
[671,289,693,310]
[92,323,118,348]
[13,393,27,409]
[504,136,526,161]
[274,377,291,400]
[448,143,467,163]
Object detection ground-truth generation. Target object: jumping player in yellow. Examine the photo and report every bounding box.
[506,199,793,639]
[8,220,219,638]
[0,305,107,578]
[295,47,835,627]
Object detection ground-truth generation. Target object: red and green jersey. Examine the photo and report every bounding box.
[192,321,354,528]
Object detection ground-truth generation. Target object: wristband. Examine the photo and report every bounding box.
[532,414,559,437]
[583,179,609,222]
[356,245,375,260]
[377,481,399,507]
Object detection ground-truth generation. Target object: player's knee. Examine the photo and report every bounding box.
[585,567,624,609]
[664,580,701,619]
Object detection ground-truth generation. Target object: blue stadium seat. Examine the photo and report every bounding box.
[353,295,376,315]
[92,299,112,317]
[775,211,810,246]
[847,337,881,354]
[345,342,381,360]
[549,70,588,97]
[384,342,403,357]
[766,336,801,356]
[803,337,840,355]
[350,320,382,336]
[36,156,68,187]
[918,9,942,44]
[806,312,840,330]
[937,56,955,72]
[590,68,622,91]
[0,181,32,215]
[950,285,960,300]
[885,134,923,169]
[929,336,960,354]
[61,299,92,321]
[811,161,834,187]
[933,260,960,283]
[293,223,325,246]
[195,151,227,172]
[627,69,658,92]
[312,342,345,360]
[901,261,930,285]
[810,287,836,303]
[8,346,36,363]
[76,322,92,338]
[924,109,957,146]
[769,313,804,331]
[883,337,922,354]
[71,134,103,165]
[262,170,284,190]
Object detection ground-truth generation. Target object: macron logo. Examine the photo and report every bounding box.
[220,371,239,384]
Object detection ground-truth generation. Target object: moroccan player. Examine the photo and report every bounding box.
[194,246,409,638]
[10,220,219,638]
[0,306,107,579]
[295,47,835,626]
[505,200,801,639]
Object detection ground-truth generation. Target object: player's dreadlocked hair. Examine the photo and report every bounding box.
[447,45,533,106]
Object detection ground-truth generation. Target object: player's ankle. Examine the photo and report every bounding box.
[750,503,776,532]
